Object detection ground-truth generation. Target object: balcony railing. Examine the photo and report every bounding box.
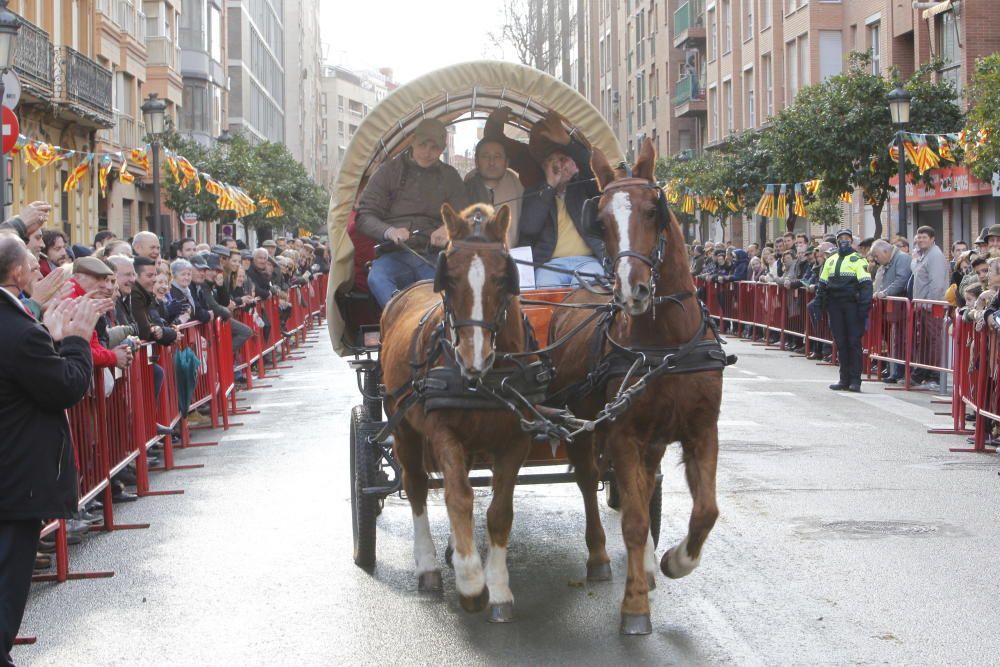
[673,0,705,39]
[673,74,704,106]
[54,46,114,127]
[12,14,54,98]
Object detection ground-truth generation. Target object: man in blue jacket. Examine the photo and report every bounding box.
[0,236,102,665]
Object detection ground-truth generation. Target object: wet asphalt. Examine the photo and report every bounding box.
[14,328,1000,666]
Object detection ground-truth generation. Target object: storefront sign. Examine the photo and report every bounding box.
[889,165,993,204]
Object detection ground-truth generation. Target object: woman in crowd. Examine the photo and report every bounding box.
[946,250,977,306]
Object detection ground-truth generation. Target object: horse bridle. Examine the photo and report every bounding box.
[583,177,671,301]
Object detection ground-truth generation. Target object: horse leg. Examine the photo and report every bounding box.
[434,428,487,612]
[661,427,719,579]
[612,434,655,635]
[395,422,440,592]
[567,431,611,581]
[483,434,530,623]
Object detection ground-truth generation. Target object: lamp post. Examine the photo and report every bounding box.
[0,1,21,218]
[888,86,912,239]
[141,92,167,245]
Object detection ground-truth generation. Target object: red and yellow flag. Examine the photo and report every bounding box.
[64,155,94,192]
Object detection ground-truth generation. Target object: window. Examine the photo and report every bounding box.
[722,0,732,54]
[761,0,771,29]
[122,200,133,239]
[819,30,843,80]
[744,67,756,128]
[723,79,733,134]
[208,5,222,62]
[635,11,644,69]
[785,0,803,14]
[337,95,344,111]
[179,0,205,51]
[798,33,809,88]
[709,85,718,142]
[762,53,773,116]
[180,82,210,132]
[785,40,797,104]
[708,9,717,61]
[938,11,961,95]
[868,21,881,75]
[743,0,754,39]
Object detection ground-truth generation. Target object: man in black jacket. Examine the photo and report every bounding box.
[0,236,102,666]
[518,112,605,287]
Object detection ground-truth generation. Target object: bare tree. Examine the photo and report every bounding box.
[488,0,549,70]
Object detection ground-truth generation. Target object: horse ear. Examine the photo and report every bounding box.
[590,147,616,191]
[487,204,511,245]
[441,203,466,241]
[634,137,656,181]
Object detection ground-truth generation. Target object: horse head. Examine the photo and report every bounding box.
[435,202,519,380]
[589,137,673,316]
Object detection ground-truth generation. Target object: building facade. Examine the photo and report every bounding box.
[317,64,394,190]
[281,0,321,181]
[226,0,283,144]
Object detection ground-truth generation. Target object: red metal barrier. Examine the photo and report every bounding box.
[867,297,911,384]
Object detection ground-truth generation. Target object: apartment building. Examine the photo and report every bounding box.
[179,0,227,147]
[226,0,283,144]
[318,64,394,189]
[282,0,321,181]
[7,1,114,244]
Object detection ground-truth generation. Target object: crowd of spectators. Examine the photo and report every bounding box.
[688,223,1000,441]
[0,201,331,594]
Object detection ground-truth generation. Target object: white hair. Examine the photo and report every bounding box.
[106,254,134,268]
[170,259,193,275]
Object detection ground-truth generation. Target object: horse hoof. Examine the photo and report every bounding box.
[661,541,701,579]
[417,570,443,593]
[647,572,657,591]
[444,544,454,568]
[488,602,514,623]
[620,612,652,636]
[459,588,489,613]
[586,561,612,581]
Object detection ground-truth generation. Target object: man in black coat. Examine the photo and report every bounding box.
[0,236,102,666]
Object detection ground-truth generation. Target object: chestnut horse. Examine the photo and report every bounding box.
[548,138,727,634]
[380,203,534,622]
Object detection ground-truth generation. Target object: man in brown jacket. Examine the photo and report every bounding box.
[356,118,468,306]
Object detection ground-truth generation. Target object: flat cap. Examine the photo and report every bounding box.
[262,240,277,248]
[211,244,232,257]
[73,256,114,277]
[189,254,208,269]
[202,253,221,270]
[240,250,253,260]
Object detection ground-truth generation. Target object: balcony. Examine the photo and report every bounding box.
[147,36,180,69]
[673,0,706,48]
[12,15,54,100]
[673,74,707,117]
[97,0,146,44]
[53,46,114,128]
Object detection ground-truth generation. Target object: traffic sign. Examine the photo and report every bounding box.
[2,106,19,155]
[182,211,198,226]
[2,70,21,109]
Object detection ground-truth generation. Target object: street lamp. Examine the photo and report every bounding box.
[0,0,21,218]
[141,92,167,244]
[887,86,912,238]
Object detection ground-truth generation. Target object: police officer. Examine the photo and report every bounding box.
[810,228,872,392]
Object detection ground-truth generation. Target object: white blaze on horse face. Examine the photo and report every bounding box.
[485,543,513,604]
[412,510,437,575]
[610,191,634,296]
[468,254,487,370]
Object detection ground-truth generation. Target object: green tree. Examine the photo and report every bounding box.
[763,53,962,238]
[963,53,1000,182]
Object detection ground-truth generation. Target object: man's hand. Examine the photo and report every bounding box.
[30,268,69,307]
[18,201,52,235]
[430,225,450,248]
[112,344,133,369]
[43,297,76,342]
[534,111,571,146]
[65,297,102,340]
[875,291,887,299]
[385,228,410,245]
[151,325,164,340]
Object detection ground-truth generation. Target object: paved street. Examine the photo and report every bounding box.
[16,330,999,666]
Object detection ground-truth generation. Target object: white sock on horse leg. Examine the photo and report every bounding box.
[452,549,485,597]
[644,529,656,575]
[484,543,512,604]
[412,511,437,574]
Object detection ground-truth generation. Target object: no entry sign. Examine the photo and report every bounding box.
[2,106,19,155]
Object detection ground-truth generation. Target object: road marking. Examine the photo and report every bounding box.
[220,432,284,442]
[838,392,953,429]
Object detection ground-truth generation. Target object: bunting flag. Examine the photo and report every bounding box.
[793,184,807,218]
[914,136,940,174]
[840,191,853,204]
[175,154,201,193]
[118,153,135,185]
[259,196,286,218]
[681,190,696,214]
[64,154,94,192]
[870,157,879,174]
[889,144,901,163]
[700,196,719,215]
[129,147,151,175]
[24,142,60,171]
[775,184,788,218]
[164,151,181,184]
[903,138,919,165]
[937,136,955,162]
[98,154,113,197]
[755,185,775,217]
[724,189,740,212]
[805,179,822,195]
